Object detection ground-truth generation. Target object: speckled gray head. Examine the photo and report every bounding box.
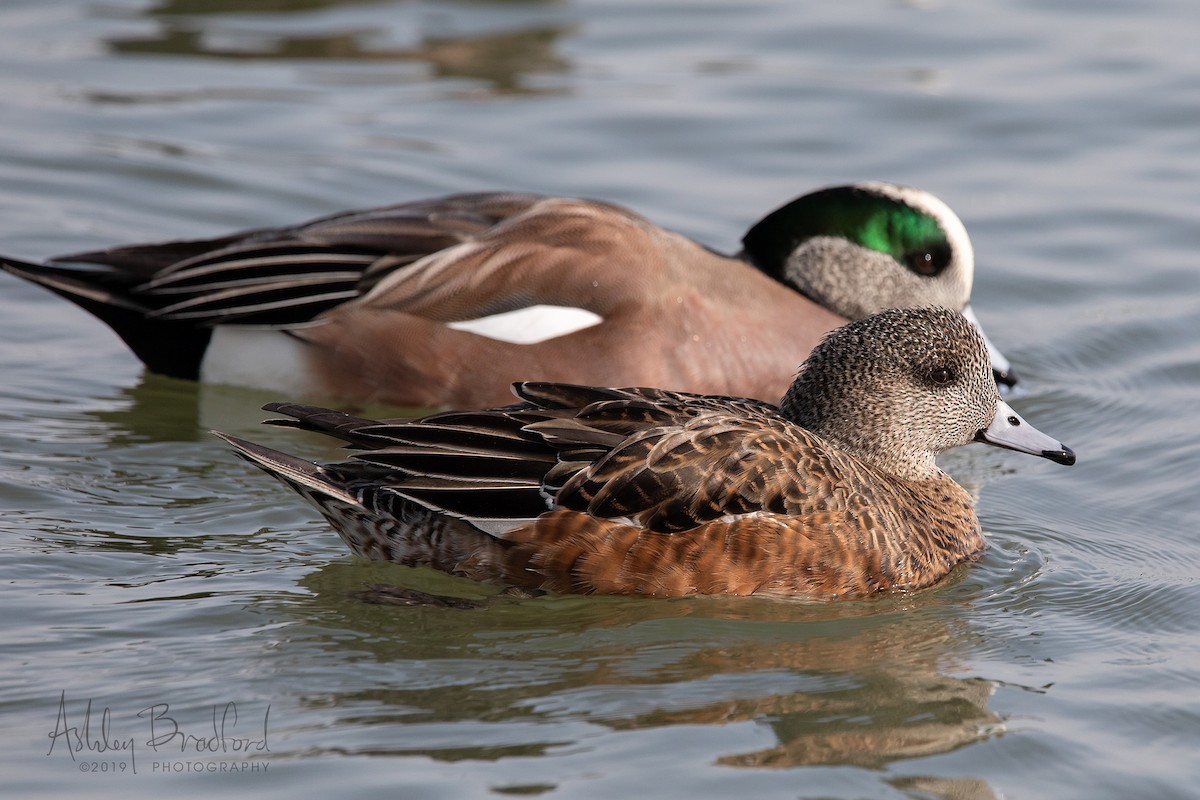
[781,307,1074,481]
[742,182,1017,387]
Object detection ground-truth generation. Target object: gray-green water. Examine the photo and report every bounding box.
[2,1,1198,797]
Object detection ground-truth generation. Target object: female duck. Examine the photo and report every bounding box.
[216,307,1072,599]
[2,183,1015,408]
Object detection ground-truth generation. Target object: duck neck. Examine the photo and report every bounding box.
[780,384,945,483]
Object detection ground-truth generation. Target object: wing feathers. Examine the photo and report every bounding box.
[29,192,548,327]
[251,383,842,546]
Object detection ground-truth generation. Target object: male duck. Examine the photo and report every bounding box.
[2,183,1016,408]
[216,307,1072,599]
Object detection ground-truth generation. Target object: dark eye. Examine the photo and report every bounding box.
[905,243,951,277]
[928,367,955,386]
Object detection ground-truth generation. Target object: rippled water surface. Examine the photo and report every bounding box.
[2,1,1198,798]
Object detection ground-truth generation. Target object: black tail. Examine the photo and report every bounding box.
[1,256,211,380]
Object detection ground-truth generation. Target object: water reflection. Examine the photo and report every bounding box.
[272,561,1001,781]
[143,0,559,13]
[889,776,999,800]
[87,372,206,444]
[81,371,433,445]
[146,0,397,13]
[106,0,573,95]
[634,649,998,770]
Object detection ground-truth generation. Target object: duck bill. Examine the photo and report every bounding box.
[961,305,1019,389]
[974,398,1076,465]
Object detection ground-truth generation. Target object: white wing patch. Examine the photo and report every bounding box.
[446,304,603,345]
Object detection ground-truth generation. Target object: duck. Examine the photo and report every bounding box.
[1,183,1016,409]
[214,307,1073,599]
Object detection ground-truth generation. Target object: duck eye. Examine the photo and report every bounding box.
[905,244,950,277]
[928,367,955,386]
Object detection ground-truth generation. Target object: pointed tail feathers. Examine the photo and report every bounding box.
[2,256,213,379]
[212,432,359,507]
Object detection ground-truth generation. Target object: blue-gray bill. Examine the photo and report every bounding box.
[974,398,1075,465]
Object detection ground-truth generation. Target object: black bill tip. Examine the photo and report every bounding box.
[1042,445,1076,466]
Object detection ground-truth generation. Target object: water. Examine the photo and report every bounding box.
[1,0,1198,797]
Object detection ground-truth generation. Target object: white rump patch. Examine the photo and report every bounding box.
[446,304,603,345]
[200,327,319,395]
